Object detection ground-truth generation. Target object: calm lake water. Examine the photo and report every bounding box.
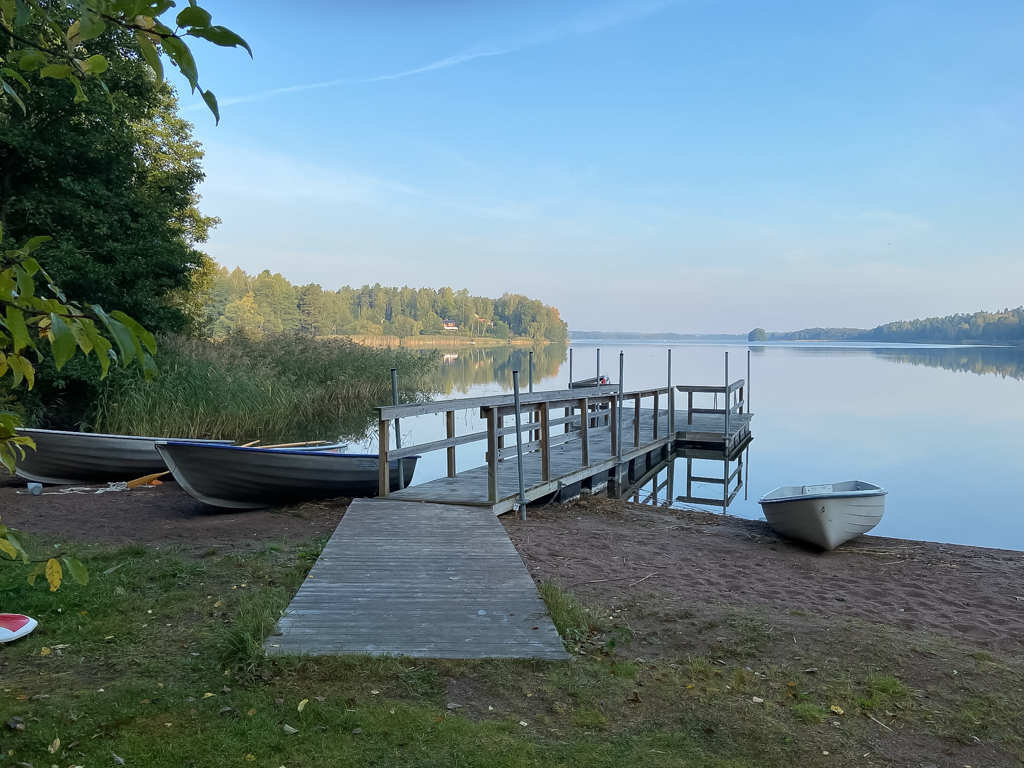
[353,341,1024,552]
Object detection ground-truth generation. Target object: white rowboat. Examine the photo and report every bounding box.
[13,428,233,485]
[758,481,887,550]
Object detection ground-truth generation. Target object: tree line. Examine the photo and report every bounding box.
[749,307,1024,345]
[205,266,569,343]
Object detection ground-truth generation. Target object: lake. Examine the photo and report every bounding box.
[353,341,1024,551]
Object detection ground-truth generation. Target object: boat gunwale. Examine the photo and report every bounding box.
[759,482,887,505]
[17,427,233,444]
[157,441,422,460]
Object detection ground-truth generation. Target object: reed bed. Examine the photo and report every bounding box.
[92,333,440,443]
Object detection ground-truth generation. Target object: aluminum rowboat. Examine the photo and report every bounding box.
[13,428,233,485]
[758,481,887,550]
[156,442,419,509]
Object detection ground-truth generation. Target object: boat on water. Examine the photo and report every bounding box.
[13,428,233,485]
[758,481,887,550]
[569,375,611,389]
[155,442,419,509]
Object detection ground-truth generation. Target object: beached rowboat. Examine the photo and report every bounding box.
[13,428,233,485]
[758,481,887,550]
[155,442,419,509]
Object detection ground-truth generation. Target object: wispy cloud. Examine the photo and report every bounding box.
[204,0,682,109]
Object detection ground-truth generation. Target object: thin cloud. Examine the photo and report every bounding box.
[205,0,682,109]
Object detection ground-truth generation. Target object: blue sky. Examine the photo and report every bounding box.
[181,0,1023,333]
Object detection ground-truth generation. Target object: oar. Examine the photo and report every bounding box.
[239,440,261,447]
[126,471,170,488]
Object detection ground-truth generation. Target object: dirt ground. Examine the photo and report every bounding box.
[0,472,348,550]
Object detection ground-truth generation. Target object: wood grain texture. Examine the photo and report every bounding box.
[267,499,568,660]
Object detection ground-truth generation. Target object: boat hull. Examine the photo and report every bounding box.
[13,428,232,485]
[156,442,419,509]
[759,481,886,550]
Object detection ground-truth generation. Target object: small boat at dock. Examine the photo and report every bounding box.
[758,481,887,550]
[569,375,611,389]
[155,442,418,509]
[13,428,233,485]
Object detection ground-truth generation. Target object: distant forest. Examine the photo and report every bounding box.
[204,266,568,342]
[749,307,1024,345]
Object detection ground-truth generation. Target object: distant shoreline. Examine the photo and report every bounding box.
[336,334,552,349]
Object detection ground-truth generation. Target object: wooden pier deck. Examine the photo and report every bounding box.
[389,408,752,513]
[267,499,568,659]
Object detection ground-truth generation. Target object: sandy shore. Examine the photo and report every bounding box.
[502,496,1024,654]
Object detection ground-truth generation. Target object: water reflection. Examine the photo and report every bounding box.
[436,344,568,394]
[754,343,1024,380]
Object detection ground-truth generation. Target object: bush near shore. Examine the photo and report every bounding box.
[91,332,440,444]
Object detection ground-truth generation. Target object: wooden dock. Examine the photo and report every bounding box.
[389,408,751,512]
[267,499,568,659]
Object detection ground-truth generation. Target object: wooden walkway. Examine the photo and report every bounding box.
[267,499,568,659]
[389,409,752,511]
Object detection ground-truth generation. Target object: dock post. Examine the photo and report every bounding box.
[596,348,601,388]
[539,403,550,481]
[378,418,390,498]
[569,347,573,388]
[578,397,590,466]
[667,349,674,438]
[724,351,731,445]
[529,351,534,393]
[614,354,622,462]
[747,349,751,414]
[485,407,499,503]
[391,368,404,490]
[512,370,528,521]
[446,410,456,478]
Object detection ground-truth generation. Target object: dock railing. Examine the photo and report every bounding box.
[676,378,745,437]
[376,384,675,502]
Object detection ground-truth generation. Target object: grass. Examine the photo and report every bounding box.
[2,538,1023,767]
[89,332,441,443]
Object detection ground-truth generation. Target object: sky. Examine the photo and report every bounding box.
[180,0,1024,334]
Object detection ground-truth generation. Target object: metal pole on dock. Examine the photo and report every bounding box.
[569,348,573,388]
[596,348,601,388]
[512,369,528,521]
[617,351,624,464]
[529,350,534,393]
[391,368,405,490]
[667,348,674,436]
[747,349,751,413]
[724,351,730,441]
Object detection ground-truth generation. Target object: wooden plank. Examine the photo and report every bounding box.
[268,499,567,659]
[486,407,498,503]
[391,429,486,460]
[378,387,606,420]
[578,397,589,466]
[540,405,550,481]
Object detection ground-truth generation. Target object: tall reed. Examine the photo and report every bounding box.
[92,333,440,443]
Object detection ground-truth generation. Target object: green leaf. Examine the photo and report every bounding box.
[200,88,219,124]
[135,30,164,82]
[7,354,34,388]
[20,235,51,253]
[160,34,199,90]
[85,54,108,74]
[49,313,76,370]
[20,256,40,275]
[26,561,46,587]
[92,306,136,366]
[69,75,87,104]
[0,350,7,377]
[17,50,47,72]
[40,64,73,79]
[3,306,30,353]
[176,5,211,27]
[13,0,28,27]
[0,77,25,116]
[1,67,30,91]
[62,556,89,586]
[185,25,252,57]
[5,532,30,564]
[14,265,34,300]
[77,10,105,41]
[141,350,159,379]
[110,310,157,355]
[0,536,17,560]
